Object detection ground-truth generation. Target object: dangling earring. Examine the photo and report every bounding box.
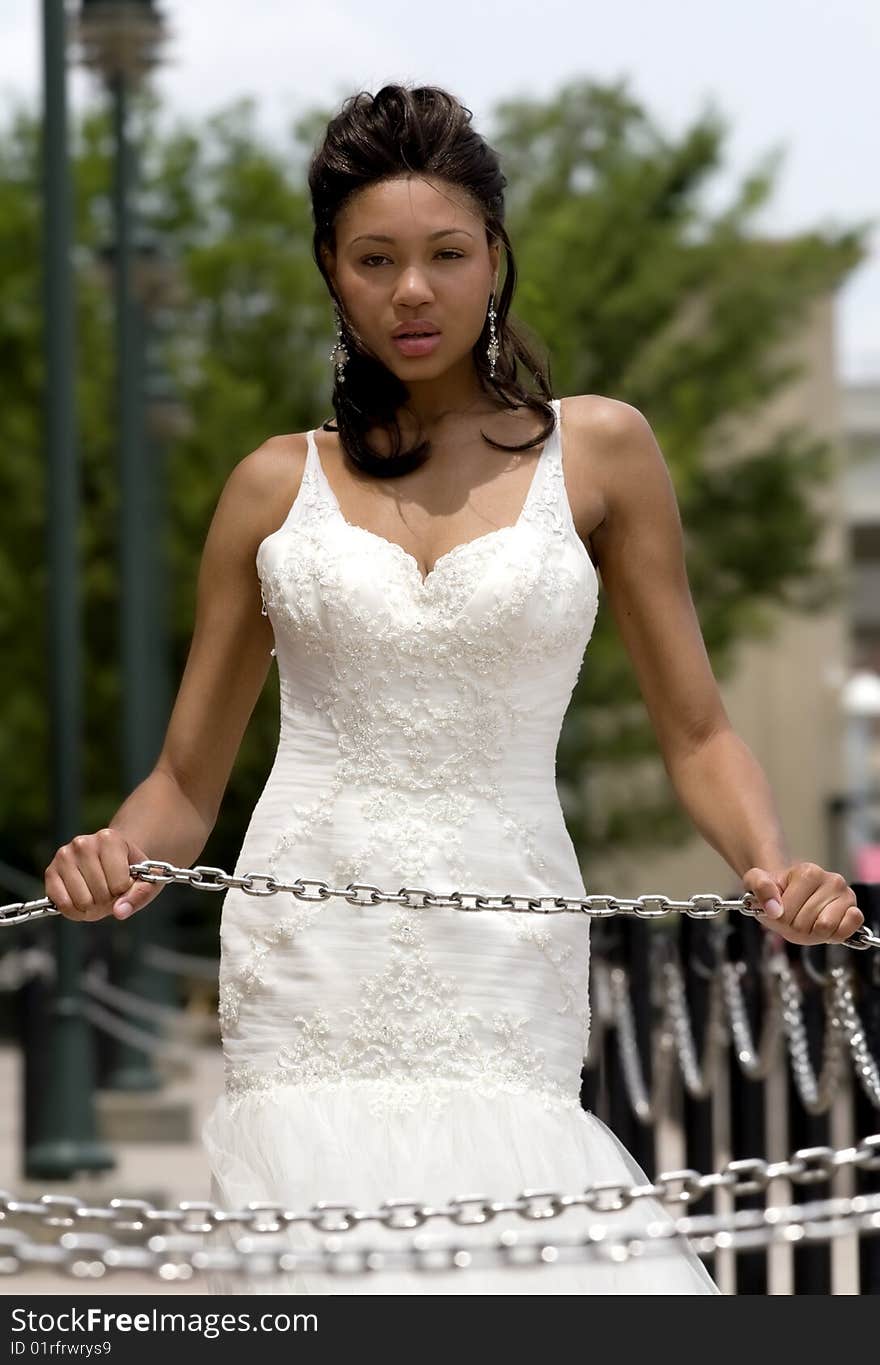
[329,305,349,384]
[486,291,499,378]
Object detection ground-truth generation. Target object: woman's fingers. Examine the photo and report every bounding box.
[44,829,156,923]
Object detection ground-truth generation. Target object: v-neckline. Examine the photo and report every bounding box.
[309,402,557,590]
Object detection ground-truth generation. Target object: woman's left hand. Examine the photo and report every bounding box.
[743,861,864,946]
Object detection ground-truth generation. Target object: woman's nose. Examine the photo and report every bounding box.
[392,269,434,306]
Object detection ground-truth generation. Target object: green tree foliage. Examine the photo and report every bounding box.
[493,79,866,854]
[0,78,869,907]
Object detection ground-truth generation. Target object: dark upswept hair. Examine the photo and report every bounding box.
[307,82,556,477]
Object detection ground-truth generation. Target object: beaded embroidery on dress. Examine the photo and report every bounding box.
[201,398,720,1294]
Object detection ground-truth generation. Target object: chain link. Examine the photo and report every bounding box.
[719,956,782,1080]
[5,860,878,948]
[662,951,726,1100]
[1,1186,880,1279]
[0,1135,877,1243]
[608,965,674,1124]
[772,952,847,1114]
[602,943,880,1119]
[829,965,880,1108]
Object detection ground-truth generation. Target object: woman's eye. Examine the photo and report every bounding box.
[361,251,464,266]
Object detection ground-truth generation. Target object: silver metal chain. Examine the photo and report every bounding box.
[662,952,726,1100]
[608,965,674,1124]
[4,859,878,948]
[828,964,880,1107]
[605,945,880,1117]
[1,1135,877,1239]
[772,953,848,1114]
[2,1187,880,1280]
[719,956,782,1080]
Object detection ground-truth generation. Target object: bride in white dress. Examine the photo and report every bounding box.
[196,84,721,1294]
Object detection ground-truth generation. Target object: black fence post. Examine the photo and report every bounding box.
[580,923,603,1117]
[784,937,833,1294]
[678,915,720,1178]
[597,915,656,1173]
[852,881,880,1295]
[679,915,722,1281]
[626,914,657,1176]
[15,921,53,1180]
[727,912,769,1294]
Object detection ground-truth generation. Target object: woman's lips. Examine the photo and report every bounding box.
[392,332,442,357]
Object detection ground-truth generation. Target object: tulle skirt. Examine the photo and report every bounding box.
[200,1081,721,1295]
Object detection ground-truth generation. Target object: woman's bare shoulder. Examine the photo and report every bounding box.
[241,430,310,490]
[230,432,311,549]
[564,390,658,496]
[561,392,651,444]
[556,394,653,550]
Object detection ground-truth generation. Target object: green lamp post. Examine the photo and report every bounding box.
[25,0,116,1181]
[75,0,174,1091]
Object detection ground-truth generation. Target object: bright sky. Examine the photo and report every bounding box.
[2,0,878,381]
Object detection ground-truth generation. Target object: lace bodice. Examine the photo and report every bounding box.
[218,397,602,1117]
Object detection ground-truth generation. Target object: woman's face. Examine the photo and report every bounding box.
[324,174,500,381]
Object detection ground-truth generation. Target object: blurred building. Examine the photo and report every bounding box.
[845,378,880,665]
[587,293,880,898]
[841,377,880,879]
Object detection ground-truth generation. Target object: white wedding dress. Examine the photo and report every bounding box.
[201,397,720,1294]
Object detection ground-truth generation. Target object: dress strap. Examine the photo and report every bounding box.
[303,428,336,517]
[305,427,341,517]
[266,428,329,539]
[524,397,581,543]
[304,428,318,478]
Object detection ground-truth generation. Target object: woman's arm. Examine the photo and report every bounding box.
[111,437,302,853]
[579,395,786,874]
[108,768,217,876]
[577,395,860,945]
[647,727,791,880]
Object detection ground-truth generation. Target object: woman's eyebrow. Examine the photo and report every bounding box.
[350,228,475,245]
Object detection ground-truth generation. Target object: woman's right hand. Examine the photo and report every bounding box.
[44,829,164,923]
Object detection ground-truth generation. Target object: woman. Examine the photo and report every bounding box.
[46,83,862,1294]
